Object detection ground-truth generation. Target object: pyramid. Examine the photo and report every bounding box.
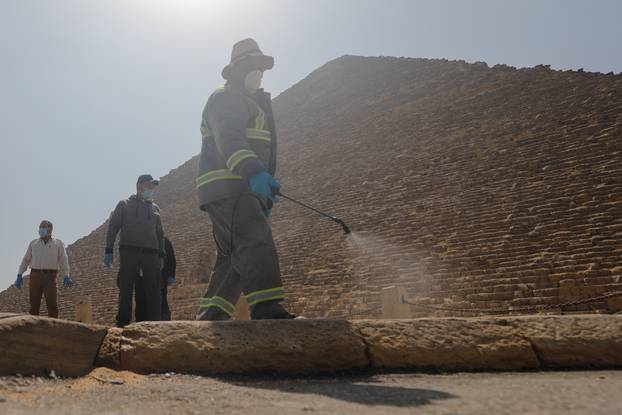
[1,56,621,324]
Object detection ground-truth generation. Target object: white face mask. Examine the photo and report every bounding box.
[142,188,155,201]
[244,70,263,93]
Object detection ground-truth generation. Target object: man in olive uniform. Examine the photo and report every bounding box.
[105,174,164,327]
[196,38,295,320]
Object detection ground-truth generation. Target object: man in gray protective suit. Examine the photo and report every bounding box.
[104,174,164,327]
[195,38,296,320]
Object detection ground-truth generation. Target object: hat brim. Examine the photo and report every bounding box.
[138,179,159,186]
[222,54,274,80]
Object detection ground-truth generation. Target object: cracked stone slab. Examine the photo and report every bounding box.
[353,315,622,371]
[352,318,540,371]
[505,315,622,368]
[0,315,108,377]
[95,316,622,375]
[101,319,368,374]
[95,327,123,370]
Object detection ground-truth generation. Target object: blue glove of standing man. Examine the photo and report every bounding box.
[63,275,74,288]
[15,274,23,289]
[250,171,281,204]
[104,253,113,268]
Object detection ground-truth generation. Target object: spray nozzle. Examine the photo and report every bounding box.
[332,217,352,234]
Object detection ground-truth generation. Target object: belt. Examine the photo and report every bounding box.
[31,269,57,274]
[119,245,161,255]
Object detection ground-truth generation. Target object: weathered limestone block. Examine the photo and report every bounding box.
[0,315,108,377]
[233,295,250,320]
[104,319,368,374]
[606,295,622,313]
[381,286,412,318]
[95,327,123,370]
[353,318,540,371]
[92,316,622,374]
[506,315,622,368]
[75,295,93,324]
[354,316,622,371]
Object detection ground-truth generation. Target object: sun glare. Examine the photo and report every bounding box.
[148,0,236,15]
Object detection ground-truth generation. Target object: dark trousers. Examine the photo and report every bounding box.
[135,278,171,321]
[117,250,161,326]
[29,270,58,318]
[197,193,284,320]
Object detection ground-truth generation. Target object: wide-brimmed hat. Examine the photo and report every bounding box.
[222,38,274,80]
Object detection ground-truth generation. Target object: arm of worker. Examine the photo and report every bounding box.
[58,241,73,288]
[57,240,70,277]
[163,238,176,286]
[105,201,125,254]
[165,238,176,277]
[255,90,278,175]
[206,91,266,179]
[155,209,164,257]
[18,241,33,275]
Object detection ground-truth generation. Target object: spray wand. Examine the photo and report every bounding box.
[273,189,351,234]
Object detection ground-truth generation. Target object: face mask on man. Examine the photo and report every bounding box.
[38,227,49,238]
[142,188,155,201]
[244,70,263,93]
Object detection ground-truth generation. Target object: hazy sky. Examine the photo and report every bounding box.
[1,0,621,289]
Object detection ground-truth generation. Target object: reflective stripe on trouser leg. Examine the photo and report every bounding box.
[245,287,285,306]
[196,252,242,321]
[199,296,236,316]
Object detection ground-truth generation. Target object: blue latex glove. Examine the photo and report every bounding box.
[104,253,113,268]
[15,274,23,289]
[166,276,176,287]
[63,275,74,288]
[250,171,281,203]
[160,258,165,270]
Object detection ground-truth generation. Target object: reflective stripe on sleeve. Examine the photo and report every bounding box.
[202,128,271,143]
[226,149,258,171]
[245,128,272,142]
[255,107,266,130]
[196,169,242,189]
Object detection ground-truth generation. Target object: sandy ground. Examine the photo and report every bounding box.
[1,368,621,415]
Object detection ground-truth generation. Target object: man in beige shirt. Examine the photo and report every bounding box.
[15,220,73,318]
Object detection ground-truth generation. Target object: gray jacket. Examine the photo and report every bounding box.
[105,195,164,254]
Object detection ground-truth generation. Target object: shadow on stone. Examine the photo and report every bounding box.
[225,375,455,407]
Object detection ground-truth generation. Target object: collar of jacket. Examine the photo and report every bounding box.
[129,194,153,203]
[224,80,267,100]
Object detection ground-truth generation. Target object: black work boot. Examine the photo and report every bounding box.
[251,300,297,320]
[115,312,129,328]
